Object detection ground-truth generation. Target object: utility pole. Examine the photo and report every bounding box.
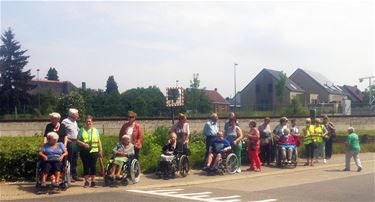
[37,69,40,110]
[233,63,238,113]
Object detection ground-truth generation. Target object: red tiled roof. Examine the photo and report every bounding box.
[203,89,230,105]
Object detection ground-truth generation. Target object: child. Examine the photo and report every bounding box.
[108,135,134,180]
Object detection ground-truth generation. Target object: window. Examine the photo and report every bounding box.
[268,84,273,93]
[256,84,260,93]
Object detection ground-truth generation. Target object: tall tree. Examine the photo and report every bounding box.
[185,73,212,114]
[106,75,119,94]
[45,67,59,81]
[0,28,34,114]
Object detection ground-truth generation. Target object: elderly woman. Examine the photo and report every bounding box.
[119,111,144,160]
[38,132,68,188]
[323,115,336,161]
[302,118,315,166]
[258,117,272,166]
[247,120,261,172]
[170,113,190,153]
[313,118,328,163]
[343,127,362,172]
[44,112,67,146]
[225,118,243,173]
[77,116,103,188]
[108,135,134,180]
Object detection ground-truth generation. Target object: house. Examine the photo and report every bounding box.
[289,68,347,105]
[226,92,241,111]
[203,88,230,113]
[29,78,78,95]
[240,68,305,111]
[340,85,364,104]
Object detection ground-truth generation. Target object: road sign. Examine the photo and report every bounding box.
[166,87,184,107]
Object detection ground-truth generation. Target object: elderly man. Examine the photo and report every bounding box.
[62,108,82,182]
[203,113,219,164]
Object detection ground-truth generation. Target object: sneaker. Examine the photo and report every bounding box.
[90,181,96,187]
[323,159,327,164]
[236,168,241,173]
[83,181,90,188]
[357,167,362,172]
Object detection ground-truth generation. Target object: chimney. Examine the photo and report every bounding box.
[214,88,217,92]
[82,82,86,90]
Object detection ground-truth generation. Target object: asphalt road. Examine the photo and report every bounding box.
[9,173,374,202]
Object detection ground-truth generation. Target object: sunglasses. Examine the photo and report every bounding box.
[128,116,135,119]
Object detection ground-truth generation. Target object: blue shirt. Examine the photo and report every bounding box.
[42,142,65,160]
[224,120,240,133]
[203,120,219,137]
[210,139,230,153]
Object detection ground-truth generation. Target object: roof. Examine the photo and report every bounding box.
[296,68,345,95]
[340,85,364,102]
[264,69,305,92]
[203,89,230,105]
[29,78,78,95]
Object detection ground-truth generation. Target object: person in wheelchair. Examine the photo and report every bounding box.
[156,132,178,178]
[277,128,296,164]
[203,132,231,172]
[38,132,68,188]
[107,135,134,181]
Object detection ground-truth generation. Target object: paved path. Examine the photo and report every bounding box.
[1,153,374,201]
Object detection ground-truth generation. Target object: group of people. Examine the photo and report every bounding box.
[38,109,363,189]
[39,109,144,188]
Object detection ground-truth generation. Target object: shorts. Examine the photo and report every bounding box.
[279,144,296,150]
[160,154,175,162]
[113,157,128,166]
[41,161,62,173]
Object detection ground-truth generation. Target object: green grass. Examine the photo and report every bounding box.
[335,130,375,136]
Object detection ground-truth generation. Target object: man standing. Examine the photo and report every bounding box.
[203,113,219,163]
[343,127,362,172]
[62,108,82,182]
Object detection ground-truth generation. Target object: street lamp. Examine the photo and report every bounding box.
[359,76,375,109]
[234,63,238,113]
[37,69,40,110]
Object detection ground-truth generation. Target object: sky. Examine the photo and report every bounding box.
[1,0,374,98]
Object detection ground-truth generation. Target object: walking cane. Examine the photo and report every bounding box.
[99,156,105,177]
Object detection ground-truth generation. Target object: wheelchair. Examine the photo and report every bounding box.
[275,144,298,168]
[156,147,190,179]
[206,151,238,175]
[35,157,71,191]
[104,155,141,186]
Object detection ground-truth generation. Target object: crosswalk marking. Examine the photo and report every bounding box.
[127,188,278,202]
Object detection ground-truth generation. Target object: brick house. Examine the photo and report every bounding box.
[203,88,230,113]
[240,68,305,111]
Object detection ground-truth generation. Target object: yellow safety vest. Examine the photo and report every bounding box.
[81,128,100,153]
[303,125,315,145]
[314,125,324,143]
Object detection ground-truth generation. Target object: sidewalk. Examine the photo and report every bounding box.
[1,153,374,201]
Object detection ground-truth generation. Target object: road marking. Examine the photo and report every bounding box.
[127,188,278,202]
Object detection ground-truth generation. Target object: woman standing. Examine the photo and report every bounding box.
[258,117,272,166]
[225,118,243,173]
[119,111,144,160]
[323,115,335,161]
[44,112,67,146]
[313,118,328,163]
[302,118,315,166]
[77,116,102,188]
[170,113,190,153]
[247,121,261,172]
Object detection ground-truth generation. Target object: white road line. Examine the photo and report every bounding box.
[127,188,277,202]
[251,199,277,202]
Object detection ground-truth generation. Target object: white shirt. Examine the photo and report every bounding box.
[62,118,79,139]
[126,126,134,143]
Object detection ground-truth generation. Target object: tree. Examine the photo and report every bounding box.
[275,72,287,104]
[185,73,212,114]
[45,67,59,81]
[56,91,86,118]
[106,75,119,94]
[0,28,35,114]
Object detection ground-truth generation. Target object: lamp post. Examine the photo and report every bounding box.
[234,63,238,113]
[37,69,40,110]
[359,76,375,109]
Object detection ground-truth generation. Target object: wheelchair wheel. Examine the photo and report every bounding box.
[225,153,238,174]
[64,161,71,187]
[35,161,41,188]
[179,155,189,177]
[130,159,141,184]
[290,149,298,168]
